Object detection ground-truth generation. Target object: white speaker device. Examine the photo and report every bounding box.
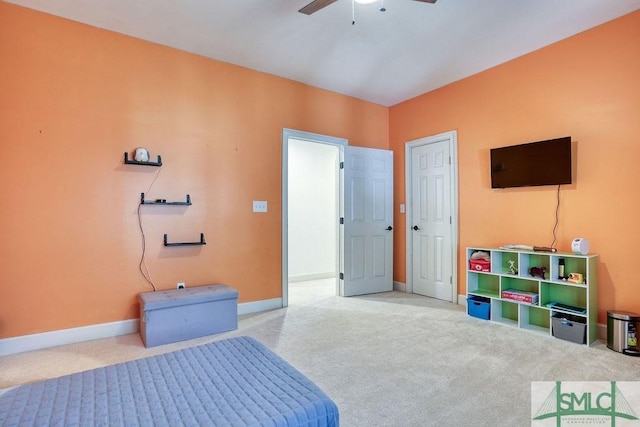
[134,147,150,162]
[571,238,590,255]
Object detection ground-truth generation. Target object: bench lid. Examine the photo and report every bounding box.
[139,284,238,310]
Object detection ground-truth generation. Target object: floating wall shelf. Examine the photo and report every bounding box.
[164,233,206,247]
[124,152,162,167]
[140,193,191,205]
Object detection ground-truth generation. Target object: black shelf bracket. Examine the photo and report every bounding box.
[124,152,162,167]
[140,193,191,205]
[164,233,206,247]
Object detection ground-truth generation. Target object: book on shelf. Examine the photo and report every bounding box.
[501,289,539,304]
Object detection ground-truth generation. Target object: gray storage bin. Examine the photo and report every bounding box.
[552,312,586,344]
[139,284,238,347]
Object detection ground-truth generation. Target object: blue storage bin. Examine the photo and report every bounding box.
[467,295,490,320]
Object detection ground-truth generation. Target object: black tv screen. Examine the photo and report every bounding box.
[490,137,572,188]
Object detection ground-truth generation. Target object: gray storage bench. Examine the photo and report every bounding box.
[138,284,238,347]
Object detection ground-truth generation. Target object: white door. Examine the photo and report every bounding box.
[410,139,454,301]
[341,146,394,297]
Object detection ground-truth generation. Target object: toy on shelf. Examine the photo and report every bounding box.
[567,273,585,284]
[469,251,491,272]
[530,266,546,279]
[507,259,518,275]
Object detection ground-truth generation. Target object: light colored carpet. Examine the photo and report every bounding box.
[1,279,639,426]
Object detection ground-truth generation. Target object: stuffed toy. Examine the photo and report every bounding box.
[470,251,490,261]
[529,266,546,279]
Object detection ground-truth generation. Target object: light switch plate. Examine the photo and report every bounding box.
[253,200,268,213]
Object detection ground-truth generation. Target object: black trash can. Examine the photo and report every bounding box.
[607,310,640,356]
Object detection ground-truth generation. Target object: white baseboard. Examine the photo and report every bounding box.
[0,319,139,357]
[238,298,282,316]
[288,272,335,283]
[393,281,406,292]
[598,323,607,342]
[458,294,466,305]
[0,298,284,357]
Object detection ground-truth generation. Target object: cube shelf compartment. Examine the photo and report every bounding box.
[466,246,598,346]
[467,272,499,299]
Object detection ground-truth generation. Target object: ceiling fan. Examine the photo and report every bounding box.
[299,0,436,15]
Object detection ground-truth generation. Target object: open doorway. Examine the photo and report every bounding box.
[282,129,346,307]
[287,139,339,305]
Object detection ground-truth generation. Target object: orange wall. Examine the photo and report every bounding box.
[390,10,640,322]
[3,3,638,340]
[0,3,388,338]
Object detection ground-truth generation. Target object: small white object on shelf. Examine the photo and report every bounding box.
[135,147,150,162]
[571,238,590,255]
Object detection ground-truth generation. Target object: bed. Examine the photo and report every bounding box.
[0,336,339,426]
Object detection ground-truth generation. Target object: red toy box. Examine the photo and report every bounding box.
[469,259,491,272]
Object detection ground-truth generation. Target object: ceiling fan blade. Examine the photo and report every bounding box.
[413,0,437,3]
[299,0,339,15]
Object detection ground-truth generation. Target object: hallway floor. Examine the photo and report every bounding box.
[288,277,336,306]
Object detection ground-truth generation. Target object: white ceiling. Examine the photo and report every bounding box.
[7,0,640,106]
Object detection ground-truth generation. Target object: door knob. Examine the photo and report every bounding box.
[413,225,420,231]
[386,226,393,231]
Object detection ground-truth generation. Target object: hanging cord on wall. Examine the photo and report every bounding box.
[549,184,561,250]
[352,0,356,25]
[137,167,162,292]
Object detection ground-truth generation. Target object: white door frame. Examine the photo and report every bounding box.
[404,130,459,303]
[282,128,347,308]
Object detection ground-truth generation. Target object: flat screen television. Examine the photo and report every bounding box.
[490,136,572,188]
